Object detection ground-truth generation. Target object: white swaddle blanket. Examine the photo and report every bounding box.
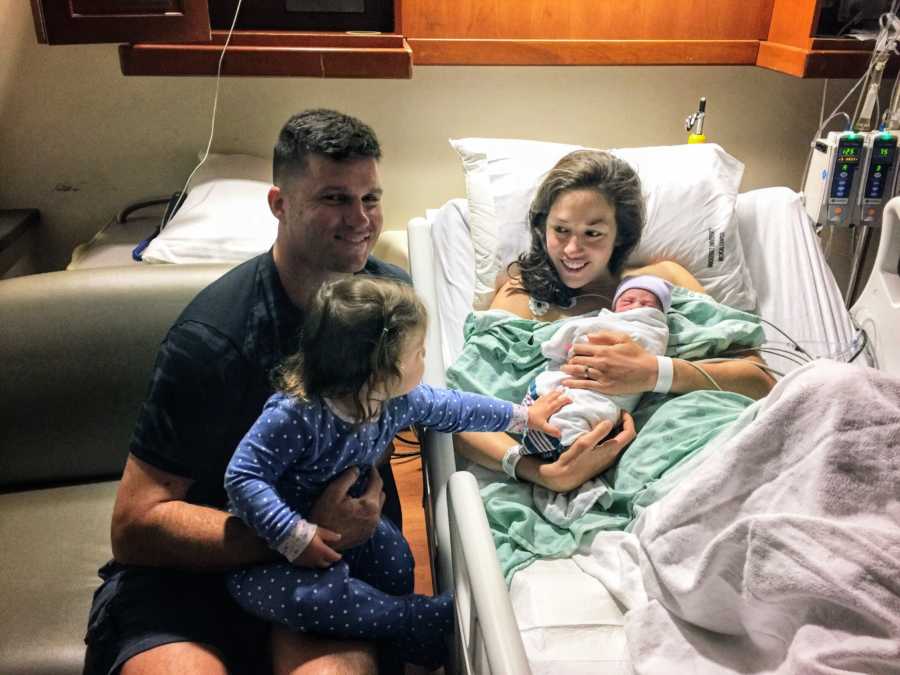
[534,307,669,447]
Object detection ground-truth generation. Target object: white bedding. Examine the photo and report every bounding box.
[67,211,411,272]
[413,186,869,674]
[628,360,900,674]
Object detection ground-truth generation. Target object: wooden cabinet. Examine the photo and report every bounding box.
[26,0,897,78]
[758,0,896,78]
[29,0,411,78]
[29,0,210,44]
[401,0,770,66]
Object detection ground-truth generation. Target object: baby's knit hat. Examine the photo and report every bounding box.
[612,275,673,313]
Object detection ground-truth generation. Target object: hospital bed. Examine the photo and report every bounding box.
[406,141,899,674]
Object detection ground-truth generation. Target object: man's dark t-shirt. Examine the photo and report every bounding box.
[130,249,410,515]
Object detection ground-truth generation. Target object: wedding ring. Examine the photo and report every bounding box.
[584,366,590,379]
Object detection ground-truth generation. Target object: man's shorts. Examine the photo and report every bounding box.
[83,561,271,675]
[82,458,405,674]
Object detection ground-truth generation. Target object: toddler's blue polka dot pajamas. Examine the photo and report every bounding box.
[224,384,521,667]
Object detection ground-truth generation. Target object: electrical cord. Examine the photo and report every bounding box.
[725,346,810,368]
[695,357,787,379]
[164,0,245,229]
[678,359,723,391]
[116,197,170,224]
[755,317,816,361]
[396,432,420,446]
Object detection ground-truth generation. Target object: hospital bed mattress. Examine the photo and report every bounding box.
[408,187,865,674]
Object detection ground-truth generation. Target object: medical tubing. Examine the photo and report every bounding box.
[800,112,852,192]
[165,0,245,228]
[724,346,809,367]
[851,8,900,128]
[848,327,869,363]
[756,317,816,360]
[754,346,813,365]
[679,359,723,391]
[695,358,786,379]
[740,346,809,367]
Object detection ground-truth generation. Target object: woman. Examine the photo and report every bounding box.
[455,149,775,492]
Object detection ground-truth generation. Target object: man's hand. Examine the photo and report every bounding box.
[309,466,385,551]
[292,527,343,568]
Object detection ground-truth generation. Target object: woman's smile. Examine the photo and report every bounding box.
[545,189,618,289]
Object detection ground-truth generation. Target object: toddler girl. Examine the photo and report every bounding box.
[224,275,566,668]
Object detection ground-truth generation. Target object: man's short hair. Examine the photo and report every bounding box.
[273,109,381,185]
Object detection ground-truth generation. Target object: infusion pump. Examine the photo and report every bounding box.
[803,130,899,228]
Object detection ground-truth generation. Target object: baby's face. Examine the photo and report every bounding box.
[614,288,662,312]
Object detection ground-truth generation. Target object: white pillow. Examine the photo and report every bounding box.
[450,138,758,311]
[142,153,278,264]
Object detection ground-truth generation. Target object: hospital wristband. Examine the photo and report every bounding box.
[275,518,318,562]
[501,444,524,481]
[653,356,674,394]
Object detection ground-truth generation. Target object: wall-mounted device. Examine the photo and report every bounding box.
[855,131,899,226]
[803,130,865,227]
[685,97,707,144]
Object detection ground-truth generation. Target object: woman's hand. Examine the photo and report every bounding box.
[532,412,636,493]
[291,527,343,568]
[525,388,571,438]
[561,331,658,395]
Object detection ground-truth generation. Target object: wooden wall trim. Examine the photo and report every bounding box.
[756,41,809,78]
[757,41,894,79]
[120,39,412,78]
[408,39,760,66]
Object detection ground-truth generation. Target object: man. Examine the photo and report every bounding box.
[84,109,408,675]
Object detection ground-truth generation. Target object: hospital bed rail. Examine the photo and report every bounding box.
[448,471,532,675]
[409,214,526,674]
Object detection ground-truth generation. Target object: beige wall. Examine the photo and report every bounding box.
[2,0,845,271]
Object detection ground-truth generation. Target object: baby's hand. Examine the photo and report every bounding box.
[526,388,571,439]
[292,527,343,568]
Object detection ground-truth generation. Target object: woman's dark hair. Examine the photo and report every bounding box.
[514,149,644,306]
[276,276,427,422]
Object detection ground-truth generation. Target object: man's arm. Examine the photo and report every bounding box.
[111,453,385,569]
[111,454,275,570]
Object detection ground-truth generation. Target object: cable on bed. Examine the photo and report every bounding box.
[848,328,869,363]
[725,346,812,368]
[755,317,816,361]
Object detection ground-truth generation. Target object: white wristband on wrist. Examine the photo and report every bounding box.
[653,356,674,394]
[276,519,318,562]
[501,444,524,480]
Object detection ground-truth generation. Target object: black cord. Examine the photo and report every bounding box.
[849,329,869,362]
[395,428,420,446]
[116,198,170,224]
